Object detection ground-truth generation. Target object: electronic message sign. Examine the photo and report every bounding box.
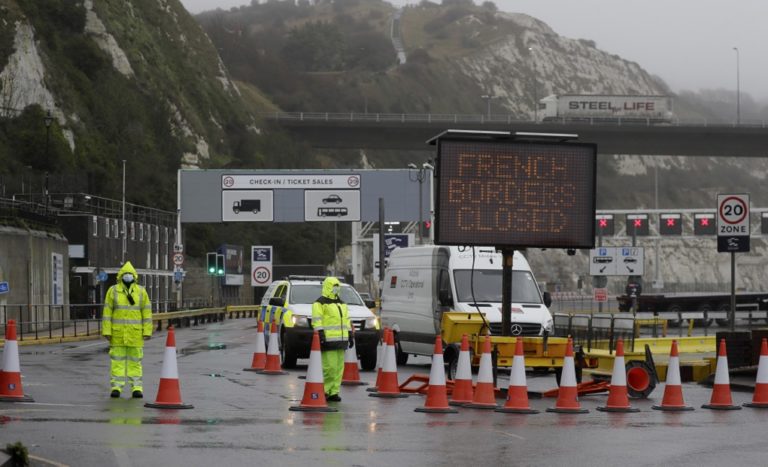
[434,138,596,248]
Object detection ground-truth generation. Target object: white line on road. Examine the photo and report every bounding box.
[492,429,526,440]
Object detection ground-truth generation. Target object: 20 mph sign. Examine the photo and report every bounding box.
[717,193,750,253]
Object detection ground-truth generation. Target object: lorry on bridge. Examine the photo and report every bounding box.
[538,94,674,123]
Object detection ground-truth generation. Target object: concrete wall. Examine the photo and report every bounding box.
[0,226,69,324]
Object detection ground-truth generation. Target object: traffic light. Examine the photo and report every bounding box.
[626,213,649,236]
[762,212,768,235]
[206,252,216,275]
[595,214,614,236]
[694,213,716,235]
[216,253,225,276]
[659,213,682,235]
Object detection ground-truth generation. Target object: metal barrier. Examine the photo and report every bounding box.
[1,302,261,343]
[554,313,636,353]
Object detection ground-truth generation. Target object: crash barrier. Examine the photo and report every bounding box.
[0,304,259,343]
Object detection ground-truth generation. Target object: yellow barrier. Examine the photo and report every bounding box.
[634,318,668,337]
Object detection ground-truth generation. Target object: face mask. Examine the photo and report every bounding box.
[122,273,134,284]
[332,285,340,296]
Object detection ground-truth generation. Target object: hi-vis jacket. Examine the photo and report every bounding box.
[311,277,351,346]
[102,261,152,347]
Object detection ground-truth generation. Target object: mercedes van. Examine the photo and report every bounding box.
[380,246,553,363]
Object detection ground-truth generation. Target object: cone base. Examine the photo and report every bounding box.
[368,392,408,398]
[243,367,265,372]
[744,402,768,408]
[652,405,694,412]
[145,402,194,410]
[415,406,458,413]
[701,403,742,410]
[597,406,640,413]
[495,407,539,414]
[341,380,368,386]
[366,386,378,392]
[289,405,338,412]
[259,370,288,375]
[449,400,472,407]
[0,394,34,403]
[546,407,589,414]
[464,402,498,410]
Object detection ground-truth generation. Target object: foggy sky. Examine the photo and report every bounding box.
[179,0,768,100]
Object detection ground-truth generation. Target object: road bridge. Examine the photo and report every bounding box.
[262,112,768,157]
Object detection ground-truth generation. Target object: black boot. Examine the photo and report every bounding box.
[132,390,143,399]
[110,389,120,398]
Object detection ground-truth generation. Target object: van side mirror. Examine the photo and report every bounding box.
[364,299,376,309]
[438,289,453,307]
[269,297,285,307]
[542,291,552,308]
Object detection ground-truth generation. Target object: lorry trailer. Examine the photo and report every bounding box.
[538,94,674,123]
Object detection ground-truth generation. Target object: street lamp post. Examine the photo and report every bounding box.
[480,94,496,120]
[528,47,539,122]
[43,111,53,211]
[122,159,127,264]
[733,47,740,125]
[408,162,433,245]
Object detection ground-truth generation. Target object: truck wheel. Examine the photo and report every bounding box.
[444,345,459,380]
[233,208,240,214]
[394,334,409,366]
[360,350,377,371]
[667,305,683,328]
[280,332,298,369]
[696,304,713,327]
[716,303,732,327]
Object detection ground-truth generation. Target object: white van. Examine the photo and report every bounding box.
[380,246,553,363]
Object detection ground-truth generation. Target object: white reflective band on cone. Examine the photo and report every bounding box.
[307,349,324,383]
[611,356,627,387]
[510,355,526,386]
[477,352,493,384]
[666,356,681,385]
[561,356,577,387]
[160,346,179,379]
[2,341,20,372]
[757,356,768,384]
[714,355,731,385]
[429,353,446,386]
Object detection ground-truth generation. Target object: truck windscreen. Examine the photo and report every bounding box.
[453,270,542,304]
[290,284,365,306]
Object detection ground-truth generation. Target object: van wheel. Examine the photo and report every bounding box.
[667,305,682,327]
[716,303,732,327]
[360,351,377,371]
[280,333,297,369]
[395,335,408,366]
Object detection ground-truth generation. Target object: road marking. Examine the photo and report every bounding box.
[60,341,105,352]
[11,402,96,407]
[492,429,525,440]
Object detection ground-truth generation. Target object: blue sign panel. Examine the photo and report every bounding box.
[384,234,410,258]
[252,248,271,262]
[0,281,8,294]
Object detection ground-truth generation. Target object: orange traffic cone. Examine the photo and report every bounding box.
[260,322,287,375]
[597,338,639,413]
[652,340,693,411]
[415,335,457,413]
[465,334,497,409]
[0,320,33,402]
[341,338,367,386]
[145,326,193,409]
[702,339,741,410]
[496,337,538,414]
[243,319,267,372]
[369,328,407,399]
[547,337,588,414]
[367,329,386,392]
[290,331,337,412]
[745,338,768,408]
[449,334,474,406]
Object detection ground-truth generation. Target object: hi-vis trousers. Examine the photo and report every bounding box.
[322,349,345,396]
[109,346,144,393]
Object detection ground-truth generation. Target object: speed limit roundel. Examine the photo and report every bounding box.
[252,266,271,285]
[719,195,748,225]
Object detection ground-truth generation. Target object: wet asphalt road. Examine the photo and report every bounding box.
[3,320,767,467]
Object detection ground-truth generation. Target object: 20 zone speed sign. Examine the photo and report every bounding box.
[717,193,750,253]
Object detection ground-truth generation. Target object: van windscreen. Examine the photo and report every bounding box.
[290,284,364,306]
[453,270,542,304]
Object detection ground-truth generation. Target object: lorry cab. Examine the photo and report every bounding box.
[381,246,553,360]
